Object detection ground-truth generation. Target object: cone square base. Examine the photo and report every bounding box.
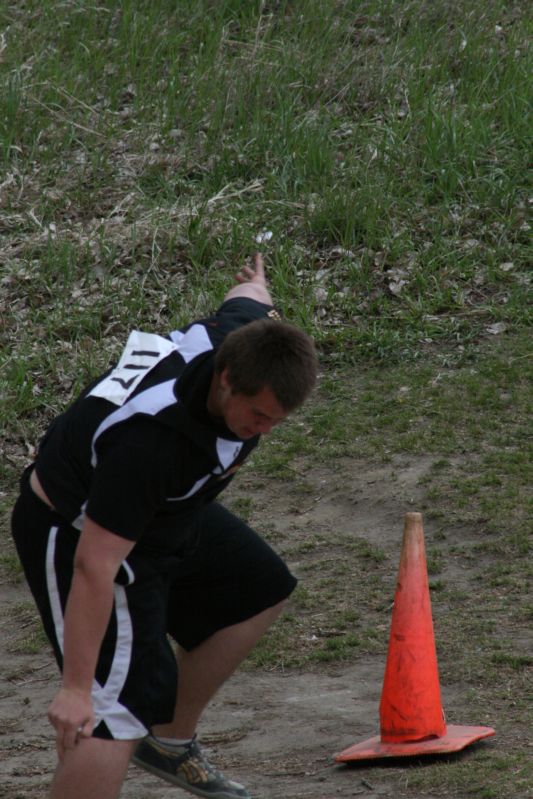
[334,725,495,762]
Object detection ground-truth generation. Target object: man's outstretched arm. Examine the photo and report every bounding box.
[223,252,273,306]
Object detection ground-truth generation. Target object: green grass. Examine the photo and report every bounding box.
[400,751,532,799]
[0,553,24,581]
[1,2,530,396]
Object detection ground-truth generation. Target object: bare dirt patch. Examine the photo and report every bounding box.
[0,455,524,798]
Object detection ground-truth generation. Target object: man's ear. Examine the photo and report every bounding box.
[219,368,232,392]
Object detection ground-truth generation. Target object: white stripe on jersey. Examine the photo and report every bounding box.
[90,379,177,467]
[90,323,215,466]
[168,323,213,362]
[166,474,212,501]
[217,438,244,469]
[89,322,245,497]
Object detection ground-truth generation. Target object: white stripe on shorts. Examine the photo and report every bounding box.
[45,525,147,739]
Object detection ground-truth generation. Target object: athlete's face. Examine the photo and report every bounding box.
[214,369,289,439]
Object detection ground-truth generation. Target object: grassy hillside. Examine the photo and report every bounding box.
[0,3,531,797]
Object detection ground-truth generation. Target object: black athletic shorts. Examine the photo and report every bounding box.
[11,468,297,740]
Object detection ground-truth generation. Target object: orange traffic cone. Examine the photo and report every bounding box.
[334,512,495,762]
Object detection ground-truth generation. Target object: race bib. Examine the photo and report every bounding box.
[88,330,177,406]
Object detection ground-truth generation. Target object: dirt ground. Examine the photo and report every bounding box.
[0,456,503,799]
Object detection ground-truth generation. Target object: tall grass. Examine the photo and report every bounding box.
[1,0,531,432]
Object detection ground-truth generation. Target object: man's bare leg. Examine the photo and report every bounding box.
[153,599,286,739]
[50,737,138,799]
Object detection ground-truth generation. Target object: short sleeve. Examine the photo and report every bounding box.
[85,421,174,541]
[216,297,279,326]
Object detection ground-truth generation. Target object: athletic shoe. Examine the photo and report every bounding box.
[131,734,251,799]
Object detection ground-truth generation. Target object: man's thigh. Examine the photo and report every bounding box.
[166,502,297,650]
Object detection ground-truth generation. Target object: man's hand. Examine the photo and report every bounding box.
[224,252,273,305]
[48,687,94,761]
[235,252,267,287]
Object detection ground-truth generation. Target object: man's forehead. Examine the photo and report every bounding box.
[248,387,287,420]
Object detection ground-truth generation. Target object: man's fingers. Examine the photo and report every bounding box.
[56,732,65,762]
[235,253,266,284]
[55,720,92,761]
[77,720,93,739]
[234,265,254,284]
[253,252,264,275]
[57,729,76,761]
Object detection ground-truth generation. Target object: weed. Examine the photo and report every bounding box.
[490,653,533,671]
[0,554,23,582]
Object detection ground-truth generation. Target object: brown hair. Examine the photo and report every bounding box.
[215,318,317,411]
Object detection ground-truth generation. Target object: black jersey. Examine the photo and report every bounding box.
[34,298,274,551]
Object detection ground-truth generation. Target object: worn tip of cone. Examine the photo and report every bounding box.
[333,725,495,762]
[403,511,424,536]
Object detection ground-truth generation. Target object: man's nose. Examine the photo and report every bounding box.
[255,418,274,435]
